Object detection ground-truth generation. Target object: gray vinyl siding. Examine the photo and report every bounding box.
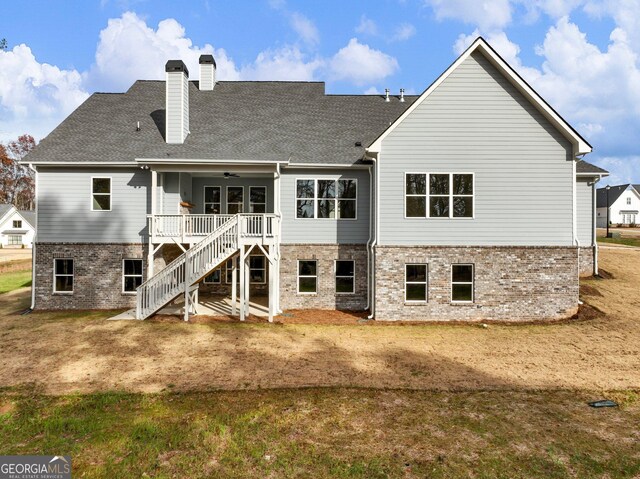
[576,178,594,246]
[191,177,274,214]
[280,168,370,244]
[37,167,150,243]
[379,51,574,246]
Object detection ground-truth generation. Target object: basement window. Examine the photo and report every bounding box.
[54,258,74,294]
[405,264,428,302]
[250,255,266,284]
[204,268,221,284]
[451,264,474,303]
[298,260,317,294]
[91,177,111,211]
[122,259,143,293]
[335,260,355,294]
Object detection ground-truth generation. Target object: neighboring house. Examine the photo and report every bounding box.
[0,204,35,248]
[596,184,640,227]
[23,38,608,322]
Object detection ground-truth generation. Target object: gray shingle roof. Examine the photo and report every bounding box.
[25,81,417,166]
[19,210,36,229]
[597,184,631,208]
[576,160,608,175]
[0,204,14,221]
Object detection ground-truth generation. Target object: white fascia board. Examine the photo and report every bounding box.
[367,37,593,156]
[135,158,289,165]
[285,163,371,169]
[27,161,136,167]
[0,205,17,226]
[576,172,608,178]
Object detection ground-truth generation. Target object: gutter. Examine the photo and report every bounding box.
[363,150,378,319]
[28,163,38,311]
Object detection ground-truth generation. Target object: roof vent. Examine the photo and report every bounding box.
[384,88,390,102]
[399,88,405,102]
[355,141,362,147]
[199,54,216,91]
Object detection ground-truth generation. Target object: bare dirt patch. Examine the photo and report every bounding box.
[1,248,639,395]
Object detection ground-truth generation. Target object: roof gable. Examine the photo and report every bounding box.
[0,204,16,225]
[596,184,638,208]
[367,37,592,156]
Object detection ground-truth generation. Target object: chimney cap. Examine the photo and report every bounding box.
[199,54,216,67]
[165,60,189,76]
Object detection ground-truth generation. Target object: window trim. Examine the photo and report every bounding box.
[203,268,222,284]
[203,185,222,214]
[295,178,358,220]
[8,235,22,245]
[90,176,112,212]
[249,254,266,284]
[225,257,239,284]
[451,263,474,304]
[627,197,632,205]
[122,258,144,295]
[226,185,244,214]
[404,173,475,220]
[335,259,355,295]
[53,258,74,294]
[249,186,267,213]
[404,263,428,303]
[297,259,318,295]
[12,219,22,228]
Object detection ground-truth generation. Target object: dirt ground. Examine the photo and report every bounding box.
[0,248,639,395]
[597,226,640,238]
[0,248,32,263]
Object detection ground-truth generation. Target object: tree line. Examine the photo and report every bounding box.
[1,135,36,210]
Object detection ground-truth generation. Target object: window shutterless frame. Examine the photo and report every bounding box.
[334,260,355,294]
[451,263,474,303]
[53,258,74,294]
[90,177,112,211]
[297,259,318,294]
[295,178,358,220]
[122,258,144,294]
[12,220,22,228]
[404,263,428,302]
[249,186,267,213]
[204,268,222,284]
[226,186,244,214]
[404,173,475,219]
[203,185,222,214]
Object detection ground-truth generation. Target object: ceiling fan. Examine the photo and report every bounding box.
[223,172,240,179]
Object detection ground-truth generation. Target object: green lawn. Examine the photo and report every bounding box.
[0,389,638,478]
[0,269,31,294]
[598,237,640,248]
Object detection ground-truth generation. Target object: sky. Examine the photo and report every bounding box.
[0,0,638,186]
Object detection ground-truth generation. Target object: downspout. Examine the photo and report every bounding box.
[573,155,580,280]
[28,163,38,311]
[275,162,283,313]
[364,151,378,319]
[592,175,601,275]
[365,158,375,312]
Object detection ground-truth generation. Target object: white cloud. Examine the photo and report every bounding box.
[391,23,416,42]
[86,11,240,91]
[289,12,320,45]
[329,38,399,85]
[454,29,522,65]
[0,44,89,141]
[364,86,380,94]
[240,46,323,80]
[425,0,513,32]
[596,156,640,185]
[356,15,378,35]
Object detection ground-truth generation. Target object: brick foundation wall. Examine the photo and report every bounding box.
[578,246,595,277]
[374,246,579,321]
[35,243,146,310]
[280,244,368,310]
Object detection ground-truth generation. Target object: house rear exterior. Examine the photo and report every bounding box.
[24,38,608,321]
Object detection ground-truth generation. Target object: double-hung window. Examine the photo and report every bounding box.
[405,264,428,302]
[250,256,266,283]
[227,186,244,214]
[451,264,474,303]
[296,179,357,219]
[297,260,317,294]
[123,259,143,293]
[405,173,473,218]
[12,220,22,228]
[225,257,239,283]
[335,260,355,294]
[204,268,221,284]
[249,186,267,213]
[54,258,74,293]
[91,177,111,211]
[204,186,221,214]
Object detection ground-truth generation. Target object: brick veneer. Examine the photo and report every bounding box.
[578,246,595,277]
[279,244,368,310]
[34,242,146,310]
[374,246,579,321]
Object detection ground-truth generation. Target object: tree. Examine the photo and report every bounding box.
[0,38,7,51]
[0,135,36,210]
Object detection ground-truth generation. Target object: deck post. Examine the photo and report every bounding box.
[239,245,246,321]
[268,246,275,322]
[244,250,250,320]
[231,257,237,315]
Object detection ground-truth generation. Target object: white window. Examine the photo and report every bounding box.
[296,179,357,219]
[12,220,22,228]
[204,268,221,284]
[225,257,239,283]
[91,177,111,211]
[204,186,221,214]
[54,258,74,293]
[297,260,317,294]
[405,264,428,302]
[250,255,266,283]
[627,197,632,205]
[123,259,143,293]
[249,186,267,213]
[335,260,355,294]
[405,173,474,218]
[451,264,474,303]
[8,235,21,245]
[227,186,244,214]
